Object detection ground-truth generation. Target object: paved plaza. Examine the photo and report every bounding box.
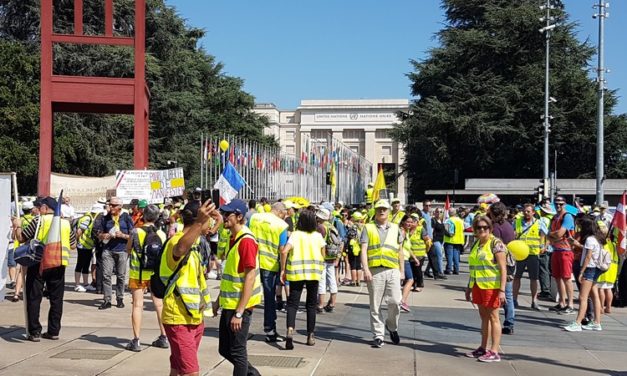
[1,254,626,376]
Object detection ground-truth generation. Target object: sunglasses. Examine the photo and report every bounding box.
[110,204,121,208]
[555,202,565,206]
[475,225,490,231]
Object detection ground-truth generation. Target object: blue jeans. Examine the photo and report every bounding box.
[503,280,515,329]
[444,243,460,273]
[432,241,444,274]
[260,269,278,334]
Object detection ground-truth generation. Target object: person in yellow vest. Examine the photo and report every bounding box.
[365,182,374,204]
[360,199,404,348]
[597,225,618,314]
[512,203,548,311]
[465,215,507,362]
[248,202,289,342]
[160,200,218,376]
[444,208,465,275]
[215,199,263,376]
[12,197,76,341]
[408,212,431,292]
[8,200,38,301]
[280,209,326,349]
[73,204,101,293]
[216,223,231,279]
[537,204,555,300]
[390,198,405,225]
[316,207,341,313]
[399,215,421,313]
[347,211,365,286]
[125,204,169,352]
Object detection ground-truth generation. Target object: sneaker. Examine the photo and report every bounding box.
[531,301,541,311]
[501,327,514,335]
[152,335,169,348]
[559,306,575,315]
[386,325,400,345]
[400,302,411,313]
[27,333,41,342]
[323,305,335,313]
[424,272,434,279]
[372,338,384,348]
[444,270,452,275]
[85,285,96,292]
[435,274,448,280]
[264,331,284,343]
[537,292,554,301]
[42,332,59,340]
[316,306,324,313]
[581,317,591,326]
[126,338,141,352]
[117,299,125,309]
[306,333,316,346]
[6,281,16,289]
[549,304,564,312]
[478,350,501,363]
[453,271,459,275]
[98,301,112,310]
[285,328,294,350]
[582,322,602,331]
[465,347,486,358]
[74,285,86,292]
[563,321,582,332]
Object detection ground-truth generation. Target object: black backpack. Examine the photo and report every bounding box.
[137,225,164,272]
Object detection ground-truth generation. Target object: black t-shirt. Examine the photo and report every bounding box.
[432,218,445,243]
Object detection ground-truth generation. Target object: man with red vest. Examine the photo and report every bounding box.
[548,196,576,314]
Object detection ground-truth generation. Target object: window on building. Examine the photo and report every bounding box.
[381,145,392,157]
[343,129,364,140]
[350,145,359,154]
[285,145,295,155]
[285,130,295,141]
[376,129,390,139]
[311,129,330,141]
[285,116,294,123]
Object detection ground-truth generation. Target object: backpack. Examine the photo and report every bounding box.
[137,225,164,271]
[596,245,612,272]
[325,224,342,258]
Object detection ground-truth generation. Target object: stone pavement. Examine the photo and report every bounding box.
[1,254,627,376]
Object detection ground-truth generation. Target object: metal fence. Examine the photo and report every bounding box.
[199,132,372,204]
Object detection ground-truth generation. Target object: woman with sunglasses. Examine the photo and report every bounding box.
[465,216,507,363]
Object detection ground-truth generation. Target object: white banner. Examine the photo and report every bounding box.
[0,173,12,302]
[115,168,185,204]
[51,173,116,213]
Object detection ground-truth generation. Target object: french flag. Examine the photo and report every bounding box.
[612,191,626,255]
[40,190,64,273]
[214,161,245,205]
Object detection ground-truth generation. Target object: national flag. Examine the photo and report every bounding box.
[214,161,245,205]
[612,190,626,255]
[330,161,337,201]
[40,190,65,273]
[444,194,451,220]
[372,166,387,202]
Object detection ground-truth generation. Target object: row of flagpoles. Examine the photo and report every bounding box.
[200,132,373,203]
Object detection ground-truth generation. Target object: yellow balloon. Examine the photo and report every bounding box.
[507,240,529,261]
[219,140,229,152]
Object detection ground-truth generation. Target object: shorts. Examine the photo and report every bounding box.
[597,282,614,289]
[515,255,539,280]
[348,252,362,270]
[318,263,338,294]
[403,261,414,280]
[128,278,151,290]
[582,267,603,282]
[472,284,501,309]
[209,241,218,256]
[7,247,16,267]
[551,251,574,279]
[164,323,204,375]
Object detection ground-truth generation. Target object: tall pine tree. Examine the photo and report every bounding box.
[393,0,627,201]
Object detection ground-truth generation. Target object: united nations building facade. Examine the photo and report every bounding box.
[254,99,410,203]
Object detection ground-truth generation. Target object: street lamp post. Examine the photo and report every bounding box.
[540,0,557,200]
[594,1,609,204]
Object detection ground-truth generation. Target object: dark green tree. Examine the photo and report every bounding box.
[393,0,627,201]
[0,0,272,194]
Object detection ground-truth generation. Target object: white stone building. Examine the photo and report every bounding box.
[254,99,410,203]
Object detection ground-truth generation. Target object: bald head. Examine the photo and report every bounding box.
[271,202,287,219]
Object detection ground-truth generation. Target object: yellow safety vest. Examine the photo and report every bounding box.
[249,212,288,272]
[129,227,167,281]
[514,217,542,256]
[286,231,325,281]
[402,236,412,261]
[468,236,501,290]
[256,204,265,213]
[597,241,619,285]
[77,213,96,250]
[365,223,400,269]
[365,188,374,204]
[160,234,211,324]
[390,211,406,225]
[217,225,230,259]
[13,214,35,248]
[443,217,465,245]
[36,214,72,267]
[410,226,427,257]
[220,227,263,310]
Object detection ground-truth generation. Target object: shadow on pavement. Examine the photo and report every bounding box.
[410,320,479,333]
[80,333,128,349]
[63,298,102,308]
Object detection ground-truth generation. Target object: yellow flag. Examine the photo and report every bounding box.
[330,162,337,201]
[372,167,387,202]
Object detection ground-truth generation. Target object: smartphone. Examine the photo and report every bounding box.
[201,189,212,203]
[211,189,220,209]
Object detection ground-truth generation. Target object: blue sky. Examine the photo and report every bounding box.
[166,0,626,115]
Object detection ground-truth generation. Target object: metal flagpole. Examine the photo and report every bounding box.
[594,0,608,204]
[200,132,204,190]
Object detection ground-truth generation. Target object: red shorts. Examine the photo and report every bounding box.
[472,285,501,309]
[551,251,574,279]
[164,323,204,374]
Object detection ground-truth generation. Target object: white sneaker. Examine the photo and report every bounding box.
[85,285,96,292]
[74,285,86,292]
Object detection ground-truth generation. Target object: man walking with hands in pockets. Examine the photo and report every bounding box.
[360,199,404,348]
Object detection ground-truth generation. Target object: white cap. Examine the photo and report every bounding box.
[91,203,104,213]
[316,208,331,221]
[22,201,34,210]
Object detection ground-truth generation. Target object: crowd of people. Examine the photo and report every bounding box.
[4,189,627,373]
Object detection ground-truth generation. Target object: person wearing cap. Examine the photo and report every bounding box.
[390,198,405,225]
[316,207,341,313]
[536,203,555,301]
[407,212,431,292]
[248,202,289,342]
[444,208,465,275]
[131,199,148,228]
[95,197,135,310]
[360,199,404,348]
[347,211,365,286]
[548,196,576,314]
[215,199,263,376]
[7,201,38,301]
[12,197,76,341]
[160,200,219,375]
[283,200,297,234]
[598,201,612,229]
[73,204,102,293]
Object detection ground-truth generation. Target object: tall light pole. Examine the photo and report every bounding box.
[594,1,609,204]
[540,0,556,199]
